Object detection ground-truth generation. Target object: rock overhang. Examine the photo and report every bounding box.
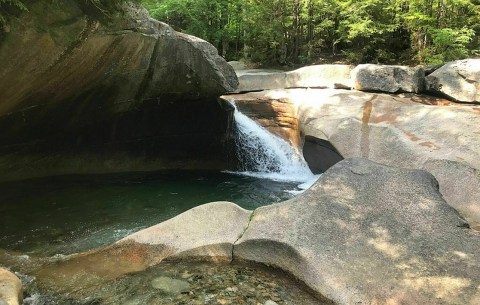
[0,0,239,181]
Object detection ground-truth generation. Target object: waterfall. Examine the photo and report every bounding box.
[230,102,318,186]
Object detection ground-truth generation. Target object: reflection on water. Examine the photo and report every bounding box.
[0,171,300,256]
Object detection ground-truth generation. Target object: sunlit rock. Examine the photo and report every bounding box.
[235,64,353,93]
[120,201,252,260]
[223,88,480,228]
[235,158,480,304]
[294,89,480,227]
[286,64,353,89]
[0,268,22,305]
[352,64,425,93]
[426,59,480,103]
[236,70,287,92]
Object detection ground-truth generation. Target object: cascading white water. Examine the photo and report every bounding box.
[230,102,318,186]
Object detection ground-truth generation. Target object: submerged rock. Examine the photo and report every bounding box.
[151,276,190,295]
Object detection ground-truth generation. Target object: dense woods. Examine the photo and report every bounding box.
[1,0,479,65]
[142,0,480,65]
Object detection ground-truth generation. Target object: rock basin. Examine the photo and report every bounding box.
[4,158,478,305]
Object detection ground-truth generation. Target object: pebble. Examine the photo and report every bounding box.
[25,261,332,305]
[225,286,238,292]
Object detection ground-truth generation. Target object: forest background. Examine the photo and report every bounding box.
[142,0,480,66]
[1,0,480,66]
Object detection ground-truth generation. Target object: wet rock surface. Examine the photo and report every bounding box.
[221,94,301,148]
[150,276,191,295]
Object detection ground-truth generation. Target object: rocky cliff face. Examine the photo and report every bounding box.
[0,0,238,181]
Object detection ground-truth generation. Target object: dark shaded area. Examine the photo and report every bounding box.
[302,135,344,174]
[0,96,237,180]
[0,169,297,255]
[0,0,239,181]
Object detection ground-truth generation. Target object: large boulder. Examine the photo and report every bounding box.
[0,268,22,305]
[0,0,238,181]
[286,64,353,89]
[425,59,480,103]
[352,64,425,93]
[0,1,238,113]
[235,158,480,305]
[224,89,480,228]
[294,89,480,169]
[120,201,252,260]
[236,70,287,92]
[423,159,480,230]
[296,89,480,228]
[235,65,353,93]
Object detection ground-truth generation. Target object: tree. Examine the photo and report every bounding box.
[3,0,479,64]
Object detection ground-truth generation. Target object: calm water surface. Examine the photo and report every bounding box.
[0,171,300,256]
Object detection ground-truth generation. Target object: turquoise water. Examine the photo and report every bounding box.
[0,171,299,256]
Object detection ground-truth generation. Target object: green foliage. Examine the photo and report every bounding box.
[0,0,138,27]
[143,0,244,60]
[425,27,475,63]
[0,0,27,25]
[3,0,479,65]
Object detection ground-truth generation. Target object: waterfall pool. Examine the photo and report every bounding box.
[0,170,307,256]
[0,105,329,304]
[0,170,330,305]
